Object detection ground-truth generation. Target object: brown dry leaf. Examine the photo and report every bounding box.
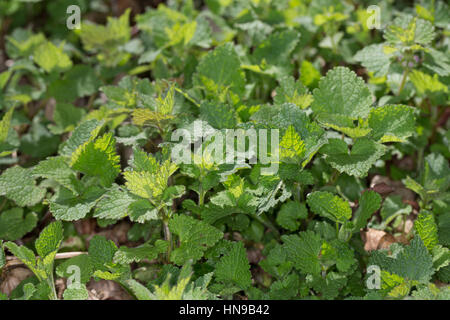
[361,228,387,251]
[0,267,33,296]
[86,279,132,300]
[378,233,398,250]
[370,175,415,201]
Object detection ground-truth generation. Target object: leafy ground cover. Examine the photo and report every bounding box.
[0,0,449,300]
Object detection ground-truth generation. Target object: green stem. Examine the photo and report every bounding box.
[397,68,410,96]
[47,270,58,300]
[162,218,172,263]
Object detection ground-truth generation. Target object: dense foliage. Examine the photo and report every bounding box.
[0,0,449,300]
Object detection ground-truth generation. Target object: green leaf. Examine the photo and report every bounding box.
[215,241,252,290]
[252,30,299,69]
[370,236,434,283]
[404,153,450,201]
[274,76,313,109]
[88,235,118,271]
[124,160,178,200]
[49,185,104,221]
[169,214,223,265]
[0,208,38,241]
[410,70,448,95]
[35,221,63,258]
[71,132,121,187]
[121,279,153,300]
[279,125,306,162]
[307,191,351,223]
[321,239,356,273]
[300,60,321,89]
[368,105,416,142]
[130,148,158,173]
[384,15,435,46]
[312,67,372,121]
[251,103,326,168]
[353,190,382,231]
[281,231,323,275]
[59,119,103,157]
[63,283,89,300]
[33,156,81,195]
[354,44,391,77]
[199,101,236,129]
[276,200,308,231]
[414,211,438,251]
[56,254,94,284]
[33,40,72,73]
[4,241,36,270]
[94,185,134,220]
[113,241,168,264]
[194,43,245,100]
[0,166,46,207]
[0,107,14,143]
[321,138,386,177]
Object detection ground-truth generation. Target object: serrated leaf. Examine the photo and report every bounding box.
[274,76,313,109]
[59,119,103,157]
[252,30,299,71]
[63,283,89,300]
[280,125,306,161]
[35,221,63,258]
[88,235,118,271]
[4,241,36,269]
[215,241,252,290]
[169,214,223,265]
[194,43,245,99]
[199,101,236,129]
[307,191,351,223]
[354,44,391,77]
[321,138,386,177]
[94,185,134,220]
[282,231,323,275]
[368,105,416,142]
[370,236,434,283]
[0,166,45,207]
[33,156,81,195]
[384,15,435,46]
[312,67,372,121]
[353,190,382,230]
[56,254,93,284]
[321,239,356,273]
[0,208,38,241]
[124,160,178,200]
[276,200,308,231]
[0,107,14,143]
[71,132,120,187]
[49,185,104,221]
[113,241,168,264]
[414,211,438,251]
[410,70,448,95]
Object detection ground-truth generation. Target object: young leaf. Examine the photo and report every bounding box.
[215,241,252,290]
[307,191,352,223]
[169,214,223,265]
[71,132,121,187]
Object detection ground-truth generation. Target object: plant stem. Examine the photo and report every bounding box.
[162,218,172,263]
[47,270,58,300]
[397,68,410,96]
